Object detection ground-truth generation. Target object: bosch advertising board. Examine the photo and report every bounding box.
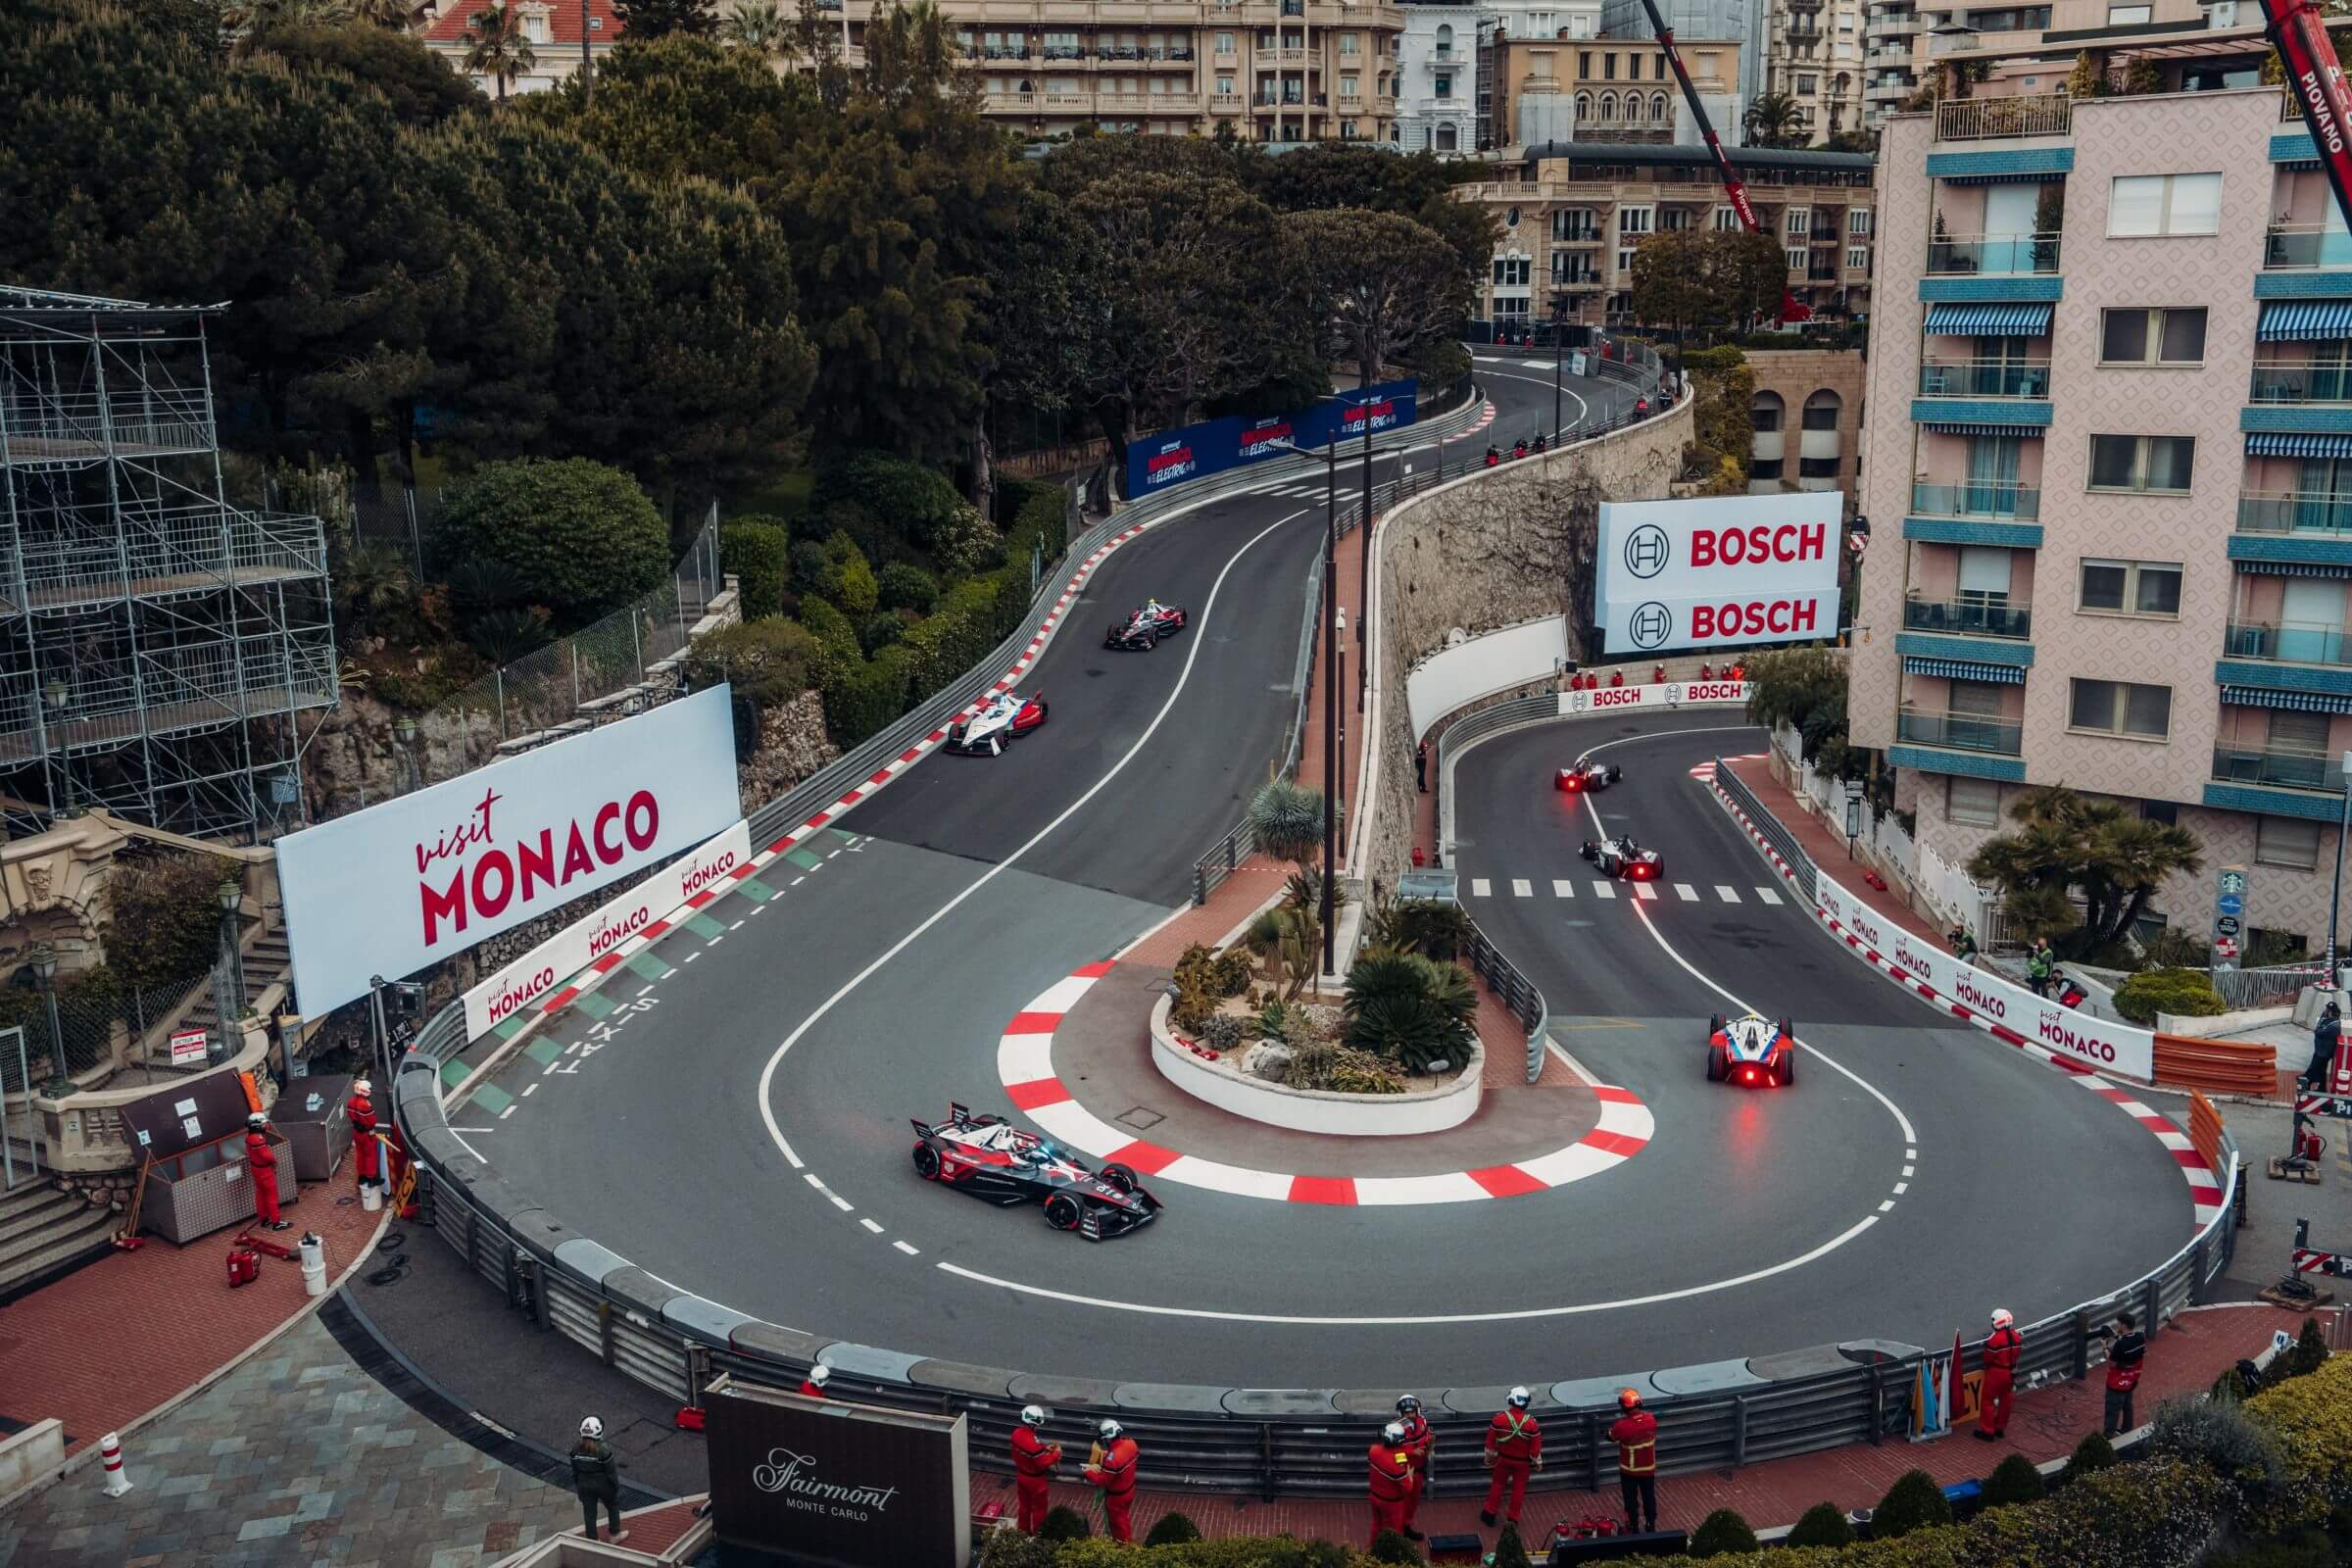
[1559,679,1750,717]
[1594,493,1842,655]
[276,687,741,1015]
[1125,379,1419,498]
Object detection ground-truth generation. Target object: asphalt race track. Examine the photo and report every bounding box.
[460,361,2184,1393]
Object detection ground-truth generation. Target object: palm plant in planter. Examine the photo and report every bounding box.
[1345,952,1476,1074]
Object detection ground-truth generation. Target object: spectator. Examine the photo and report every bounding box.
[570,1418,627,1544]
[2026,938,2055,999]
[2302,1001,2342,1092]
[1416,740,1429,794]
[2094,1312,2146,1436]
[1948,924,1980,968]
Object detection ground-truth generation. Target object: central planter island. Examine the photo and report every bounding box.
[1148,991,1484,1136]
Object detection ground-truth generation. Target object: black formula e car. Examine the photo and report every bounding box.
[908,1102,1163,1240]
[1556,759,1624,793]
[1705,1011,1797,1087]
[1103,601,1189,650]
[1579,834,1663,881]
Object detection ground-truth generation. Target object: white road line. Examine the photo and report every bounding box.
[1903,1164,1916,1177]
[1634,882,1657,901]
[1878,1200,1896,1213]
[540,1061,559,1076]
[1907,1147,1919,1160]
[499,1103,516,1120]
[894,1240,921,1255]
[635,985,654,998]
[824,1191,854,1213]
[1673,883,1698,901]
[730,919,745,931]
[1756,887,1783,905]
[792,876,806,886]
[1552,879,1575,898]
[1472,877,1493,897]
[859,1218,884,1234]
[521,1083,538,1097]
[684,952,700,963]
[1511,878,1533,898]
[1894,1181,1909,1194]
[757,509,1310,1178]
[446,1126,497,1134]
[1716,885,1741,903]
[1592,881,1616,899]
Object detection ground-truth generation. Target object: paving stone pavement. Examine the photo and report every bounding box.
[0,1312,580,1568]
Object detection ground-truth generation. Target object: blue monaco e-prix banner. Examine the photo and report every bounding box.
[1125,378,1419,499]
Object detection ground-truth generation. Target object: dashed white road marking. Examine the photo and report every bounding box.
[498,1103,517,1120]
[894,1240,921,1255]
[1511,878,1533,898]
[1673,883,1698,901]
[859,1218,884,1234]
[1472,877,1493,897]
[1592,881,1617,899]
[1756,886,1783,905]
[1715,885,1740,903]
[1552,879,1575,898]
[1634,882,1657,902]
[521,1084,538,1097]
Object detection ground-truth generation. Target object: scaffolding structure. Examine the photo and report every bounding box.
[0,287,334,840]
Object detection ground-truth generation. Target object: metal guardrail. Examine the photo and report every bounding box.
[1465,922,1547,1085]
[1714,753,1820,905]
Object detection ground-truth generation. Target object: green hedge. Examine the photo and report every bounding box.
[719,515,791,619]
[1002,478,1069,569]
[2114,967,2226,1026]
[2245,1347,2352,1533]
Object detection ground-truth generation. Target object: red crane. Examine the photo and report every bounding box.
[2268,0,2352,237]
[1632,0,1809,323]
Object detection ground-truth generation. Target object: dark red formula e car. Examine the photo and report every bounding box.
[908,1102,1163,1239]
[1103,599,1189,650]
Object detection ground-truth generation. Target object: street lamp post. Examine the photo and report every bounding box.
[1322,435,1339,976]
[213,878,245,1064]
[396,715,422,795]
[2330,750,2352,984]
[30,942,69,1098]
[1552,299,1567,439]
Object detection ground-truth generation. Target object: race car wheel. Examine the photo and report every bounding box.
[1779,1048,1796,1086]
[1100,1162,1140,1195]
[1705,1045,1726,1083]
[1044,1194,1083,1231]
[971,1112,1004,1126]
[1142,630,1157,649]
[912,1144,941,1180]
[1707,1013,1723,1037]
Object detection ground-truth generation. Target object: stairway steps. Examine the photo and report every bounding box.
[0,1210,115,1299]
[0,1203,109,1269]
[0,1184,82,1248]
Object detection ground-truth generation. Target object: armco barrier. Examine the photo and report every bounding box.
[1714,752,1819,906]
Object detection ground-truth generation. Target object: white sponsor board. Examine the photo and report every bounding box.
[1814,867,2155,1081]
[1559,679,1750,717]
[462,818,753,1038]
[1595,492,1841,655]
[278,687,741,1015]
[1406,615,1569,742]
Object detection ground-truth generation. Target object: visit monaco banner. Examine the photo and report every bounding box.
[1559,679,1749,717]
[1594,493,1842,656]
[1813,867,2156,1082]
[1126,378,1419,498]
[460,818,752,1039]
[278,688,741,1015]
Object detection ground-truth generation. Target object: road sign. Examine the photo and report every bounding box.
[2217,915,2242,939]
[2219,893,2244,918]
[2214,864,2250,972]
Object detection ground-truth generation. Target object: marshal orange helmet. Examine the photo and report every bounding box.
[1618,1388,1643,1410]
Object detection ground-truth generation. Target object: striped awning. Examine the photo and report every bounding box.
[2233,558,2352,577]
[1904,657,2028,684]
[2246,431,2352,459]
[2257,300,2352,342]
[1920,421,2046,437]
[1923,303,2054,336]
[2220,685,2352,713]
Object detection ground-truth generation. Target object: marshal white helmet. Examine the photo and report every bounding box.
[246,1111,267,1129]
[1395,1395,1421,1416]
[354,1078,372,1096]
[1020,1405,1047,1428]
[806,1365,831,1388]
[580,1416,604,1439]
[1990,1308,2015,1329]
[1508,1386,1532,1408]
[1098,1418,1122,1440]
[1383,1421,1406,1444]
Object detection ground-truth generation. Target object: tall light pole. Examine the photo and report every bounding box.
[213,878,245,1064]
[1322,434,1339,975]
[1357,389,1374,684]
[2331,749,2352,983]
[30,943,70,1098]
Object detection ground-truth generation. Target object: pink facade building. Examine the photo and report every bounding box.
[1852,75,2352,959]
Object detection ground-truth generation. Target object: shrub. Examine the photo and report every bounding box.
[1250,779,1328,867]
[1039,1504,1091,1543]
[797,595,862,662]
[1284,869,1348,918]
[1199,1014,1244,1052]
[1690,1507,1758,1555]
[1970,1454,2226,1567]
[2060,1431,2120,1488]
[1368,1530,1418,1564]
[2156,1389,2287,1504]
[1984,1452,2047,1508]
[820,450,965,543]
[898,574,1014,697]
[720,516,791,618]
[1144,1510,1203,1546]
[1369,898,1473,961]
[1173,943,1254,1000]
[106,850,242,991]
[1004,479,1069,567]
[2246,1343,2352,1533]
[1871,1468,1953,1540]
[1491,1523,1533,1568]
[2283,1317,2330,1381]
[827,532,880,616]
[2114,967,2226,1026]
[977,1528,1059,1568]
[434,458,669,626]
[1786,1501,1853,1547]
[683,617,829,711]
[878,562,940,614]
[861,612,906,655]
[792,539,834,596]
[817,646,910,747]
[1344,953,1475,1074]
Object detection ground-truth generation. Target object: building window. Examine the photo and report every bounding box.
[1948,775,2002,827]
[2099,307,2207,367]
[2078,558,2182,616]
[1751,457,1786,479]
[1435,122,1458,150]
[1651,91,1668,121]
[1580,50,1592,74]
[2108,2,2151,21]
[1715,206,1741,230]
[1617,248,1639,272]
[1492,257,1531,285]
[2257,815,2324,870]
[1604,51,1617,78]
[1576,91,1593,119]
[2069,678,2173,740]
[1751,392,1785,431]
[1342,73,1359,97]
[1846,244,1869,270]
[1435,72,1451,96]
[1786,246,1806,271]
[1617,205,1653,236]
[1802,390,1841,430]
[1600,91,1619,120]
[1787,209,1810,237]
[1216,74,1235,94]
[1627,93,1646,123]
[1848,209,1872,235]
[2087,434,2195,494]
[1799,455,1841,477]
[1797,74,1818,93]
[2108,172,2222,237]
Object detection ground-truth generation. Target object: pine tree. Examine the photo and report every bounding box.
[614,0,720,40]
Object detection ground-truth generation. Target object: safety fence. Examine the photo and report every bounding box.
[1713,750,1821,905]
[1191,548,1323,907]
[2210,962,2332,1012]
[393,1040,2239,1500]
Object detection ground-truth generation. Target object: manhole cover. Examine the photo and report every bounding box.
[1116,1106,1164,1131]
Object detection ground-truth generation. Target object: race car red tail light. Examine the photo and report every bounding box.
[1740,1066,1757,1084]
[1630,862,1654,879]
[1559,775,1582,791]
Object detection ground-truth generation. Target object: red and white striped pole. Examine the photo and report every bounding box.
[100,1431,131,1497]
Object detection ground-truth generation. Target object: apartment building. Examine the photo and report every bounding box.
[1850,67,2352,958]
[1397,4,1480,152]
[423,0,620,94]
[1863,0,1924,123]
[1865,0,2265,127]
[1465,140,1873,326]
[1764,0,1867,143]
[1598,0,1765,106]
[1481,30,1744,149]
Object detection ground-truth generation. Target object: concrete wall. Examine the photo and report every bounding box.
[1744,348,1866,502]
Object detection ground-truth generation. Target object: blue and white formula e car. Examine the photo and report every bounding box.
[1705,1011,1796,1087]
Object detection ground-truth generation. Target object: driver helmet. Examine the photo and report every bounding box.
[580,1416,604,1439]
[1507,1386,1532,1408]
[1099,1418,1122,1440]
[806,1364,832,1388]
[1990,1307,2014,1329]
[1618,1388,1642,1410]
[1395,1395,1421,1416]
[1383,1421,1406,1444]
[1020,1405,1047,1428]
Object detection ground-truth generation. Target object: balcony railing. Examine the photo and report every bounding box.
[1935,91,2069,141]
[2236,490,2352,535]
[1902,596,2034,640]
[2264,223,2352,270]
[1896,708,2024,756]
[1910,480,2040,522]
[1919,360,2051,399]
[2212,744,2343,793]
[2225,618,2352,666]
[2249,359,2352,404]
[1926,231,2060,275]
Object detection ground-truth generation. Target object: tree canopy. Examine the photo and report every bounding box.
[1967,786,2204,954]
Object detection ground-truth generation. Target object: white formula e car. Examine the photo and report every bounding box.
[946,690,1049,756]
[1579,834,1662,881]
[1706,1011,1797,1087]
[1556,759,1624,794]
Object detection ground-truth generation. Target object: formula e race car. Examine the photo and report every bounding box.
[1706,1011,1797,1087]
[908,1102,1163,1240]
[1103,601,1189,650]
[1579,834,1663,881]
[1556,759,1624,793]
[945,690,1049,756]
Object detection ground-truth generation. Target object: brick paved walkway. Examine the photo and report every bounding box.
[1723,754,1945,948]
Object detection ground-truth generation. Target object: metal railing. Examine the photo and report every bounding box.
[2264,223,2352,270]
[1918,360,2051,400]
[1935,91,2070,141]
[1896,708,2024,756]
[1910,480,2039,521]
[1902,595,2033,640]
[1713,752,1820,905]
[1925,232,2061,275]
[1192,550,1323,906]
[2249,359,2352,405]
[1466,921,1546,1085]
[2211,743,2344,793]
[2225,617,2352,667]
[2237,490,2352,535]
[2210,961,2331,1010]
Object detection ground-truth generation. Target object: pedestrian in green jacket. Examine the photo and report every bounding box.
[571,1417,626,1544]
[2026,938,2055,999]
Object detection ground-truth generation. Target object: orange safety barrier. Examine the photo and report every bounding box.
[2154,1033,2277,1098]
[2186,1089,2226,1176]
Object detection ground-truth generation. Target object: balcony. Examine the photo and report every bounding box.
[2249,358,2352,404]
[1895,707,2024,755]
[2264,223,2352,270]
[1926,232,2060,275]
[2237,491,2352,535]
[2212,744,2340,793]
[1902,596,2033,640]
[1918,359,2051,400]
[1935,92,2069,142]
[2224,618,2352,666]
